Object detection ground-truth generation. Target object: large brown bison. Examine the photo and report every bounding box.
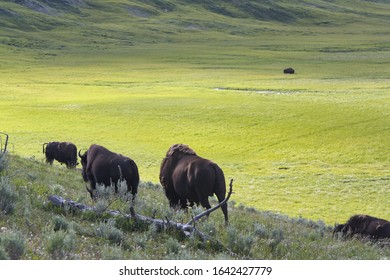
[333,214,390,239]
[43,141,78,168]
[78,144,139,200]
[159,144,228,223]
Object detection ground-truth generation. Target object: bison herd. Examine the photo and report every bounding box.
[43,141,229,223]
[42,141,389,239]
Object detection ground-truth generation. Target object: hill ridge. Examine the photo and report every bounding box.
[2,0,389,30]
[1,0,389,51]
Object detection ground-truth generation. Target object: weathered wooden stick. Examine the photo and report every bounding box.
[0,132,9,153]
[47,195,122,216]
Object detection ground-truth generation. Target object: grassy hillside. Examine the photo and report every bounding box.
[0,0,389,247]
[1,0,389,49]
[1,152,389,260]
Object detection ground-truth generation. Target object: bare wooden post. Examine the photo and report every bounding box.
[0,132,9,153]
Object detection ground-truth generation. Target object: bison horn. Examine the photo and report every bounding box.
[78,149,84,158]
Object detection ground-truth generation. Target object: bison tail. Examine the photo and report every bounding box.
[128,159,140,196]
[42,143,48,154]
[213,164,228,223]
[213,165,226,199]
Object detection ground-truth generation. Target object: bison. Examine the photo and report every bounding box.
[159,144,228,223]
[43,141,78,168]
[283,67,295,74]
[78,144,139,200]
[333,214,390,239]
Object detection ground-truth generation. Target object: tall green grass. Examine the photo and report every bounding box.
[1,153,389,259]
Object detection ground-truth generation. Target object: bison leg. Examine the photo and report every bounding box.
[66,160,76,169]
[86,178,97,200]
[164,187,181,208]
[221,203,228,224]
[199,198,212,211]
[113,181,118,194]
[179,198,190,209]
[214,192,228,224]
[129,186,137,201]
[198,198,213,219]
[127,179,138,201]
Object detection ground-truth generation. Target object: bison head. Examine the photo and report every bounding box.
[332,224,345,238]
[78,149,96,199]
[376,223,390,239]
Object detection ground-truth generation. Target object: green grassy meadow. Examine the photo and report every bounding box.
[1,0,389,228]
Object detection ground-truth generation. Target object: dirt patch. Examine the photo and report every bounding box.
[214,88,300,95]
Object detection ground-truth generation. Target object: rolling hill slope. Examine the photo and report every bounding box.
[1,0,389,49]
[0,152,389,260]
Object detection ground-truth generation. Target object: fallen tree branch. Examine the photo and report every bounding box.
[48,179,234,243]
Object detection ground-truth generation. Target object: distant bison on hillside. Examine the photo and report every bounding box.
[283,67,295,74]
[78,144,139,200]
[333,214,390,239]
[159,144,228,223]
[43,141,78,168]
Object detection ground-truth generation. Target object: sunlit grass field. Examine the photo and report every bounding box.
[1,0,389,226]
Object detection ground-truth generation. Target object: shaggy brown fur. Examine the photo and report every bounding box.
[43,141,78,168]
[79,144,139,200]
[333,214,390,239]
[160,144,228,223]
